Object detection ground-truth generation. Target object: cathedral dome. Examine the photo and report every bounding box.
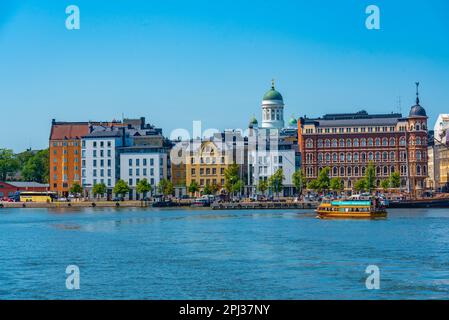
[263,80,283,101]
[249,115,258,127]
[288,116,298,126]
[409,105,427,117]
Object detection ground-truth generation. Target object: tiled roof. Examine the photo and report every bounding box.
[50,122,89,140]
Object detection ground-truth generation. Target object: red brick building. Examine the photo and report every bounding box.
[299,87,429,193]
[0,182,50,200]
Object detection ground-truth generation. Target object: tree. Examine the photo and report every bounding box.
[354,179,366,193]
[268,168,284,199]
[158,179,174,197]
[330,177,344,193]
[0,149,19,181]
[136,178,152,199]
[92,183,107,199]
[188,180,200,196]
[203,184,213,195]
[316,167,331,191]
[210,183,220,195]
[20,149,49,183]
[389,172,401,189]
[307,179,320,192]
[113,179,130,198]
[365,162,376,193]
[257,179,268,195]
[224,164,243,196]
[292,170,305,196]
[380,179,390,191]
[70,182,83,197]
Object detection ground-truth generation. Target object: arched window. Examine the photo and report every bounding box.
[347,153,352,162]
[306,139,313,148]
[399,137,406,146]
[390,138,396,146]
[368,138,374,146]
[382,138,388,146]
[383,152,388,161]
[383,166,388,176]
[375,152,381,161]
[368,152,374,161]
[333,167,338,176]
[376,166,381,175]
[332,139,338,148]
[339,139,344,147]
[375,138,381,146]
[347,167,352,176]
[354,139,359,147]
[354,153,359,162]
[354,167,359,176]
[361,153,366,162]
[361,139,367,147]
[417,165,421,175]
[346,139,352,147]
[416,137,421,145]
[362,167,366,175]
[390,152,395,160]
[318,153,323,162]
[340,167,345,176]
[325,140,331,148]
[333,153,338,162]
[318,140,323,148]
[416,151,422,161]
[340,153,345,162]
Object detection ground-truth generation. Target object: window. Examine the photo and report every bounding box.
[129,159,132,166]
[143,159,147,166]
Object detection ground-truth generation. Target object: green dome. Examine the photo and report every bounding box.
[288,116,297,126]
[249,116,258,125]
[263,87,283,101]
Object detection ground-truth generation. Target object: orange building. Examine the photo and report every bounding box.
[49,120,89,196]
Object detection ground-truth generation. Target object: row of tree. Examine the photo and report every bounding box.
[70,178,174,199]
[0,148,49,183]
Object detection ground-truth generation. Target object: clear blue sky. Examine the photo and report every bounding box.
[1,0,448,152]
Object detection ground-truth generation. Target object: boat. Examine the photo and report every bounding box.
[316,195,387,219]
[388,197,449,208]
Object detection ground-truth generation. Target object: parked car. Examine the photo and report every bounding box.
[113,196,124,202]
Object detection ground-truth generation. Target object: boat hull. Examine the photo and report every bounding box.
[388,199,449,209]
[316,210,387,219]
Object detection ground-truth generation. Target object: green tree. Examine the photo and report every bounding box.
[21,149,49,183]
[268,168,284,199]
[70,182,83,197]
[0,149,19,181]
[354,179,366,193]
[210,183,220,195]
[307,179,320,192]
[257,179,268,195]
[224,164,243,196]
[203,184,213,195]
[365,162,376,193]
[136,178,152,199]
[330,177,344,193]
[92,183,107,199]
[292,170,305,196]
[380,179,390,191]
[158,179,174,197]
[188,180,200,196]
[316,167,331,191]
[389,172,401,189]
[113,179,130,198]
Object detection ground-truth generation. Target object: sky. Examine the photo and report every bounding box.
[0,0,448,152]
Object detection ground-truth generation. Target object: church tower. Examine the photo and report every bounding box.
[261,80,285,129]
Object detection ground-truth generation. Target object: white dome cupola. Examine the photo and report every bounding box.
[261,80,285,129]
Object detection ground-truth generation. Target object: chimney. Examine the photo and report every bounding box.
[140,117,145,129]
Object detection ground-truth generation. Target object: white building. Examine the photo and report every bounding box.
[81,126,127,196]
[247,83,299,196]
[119,147,168,200]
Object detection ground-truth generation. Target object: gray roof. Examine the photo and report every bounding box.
[8,182,49,188]
[314,117,401,127]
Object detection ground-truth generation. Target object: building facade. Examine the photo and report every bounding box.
[0,182,50,199]
[119,147,168,199]
[49,120,89,196]
[299,86,429,193]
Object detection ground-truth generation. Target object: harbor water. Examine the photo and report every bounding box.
[1,207,449,299]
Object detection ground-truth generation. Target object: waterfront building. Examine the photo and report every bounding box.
[0,181,50,199]
[185,140,234,195]
[119,147,168,199]
[430,115,449,191]
[170,139,189,198]
[49,120,89,196]
[247,84,300,196]
[81,125,128,196]
[299,84,429,193]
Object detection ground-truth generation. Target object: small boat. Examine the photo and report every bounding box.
[388,197,449,208]
[316,195,387,219]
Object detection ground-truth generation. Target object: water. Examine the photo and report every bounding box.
[1,207,449,300]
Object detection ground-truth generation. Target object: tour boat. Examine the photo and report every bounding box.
[316,196,387,219]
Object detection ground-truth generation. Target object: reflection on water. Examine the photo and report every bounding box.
[1,207,449,300]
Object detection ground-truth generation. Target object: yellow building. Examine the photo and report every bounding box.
[185,141,233,194]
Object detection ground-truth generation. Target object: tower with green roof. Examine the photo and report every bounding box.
[261,79,285,130]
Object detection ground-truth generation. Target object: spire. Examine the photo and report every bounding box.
[415,82,420,105]
[271,78,275,90]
